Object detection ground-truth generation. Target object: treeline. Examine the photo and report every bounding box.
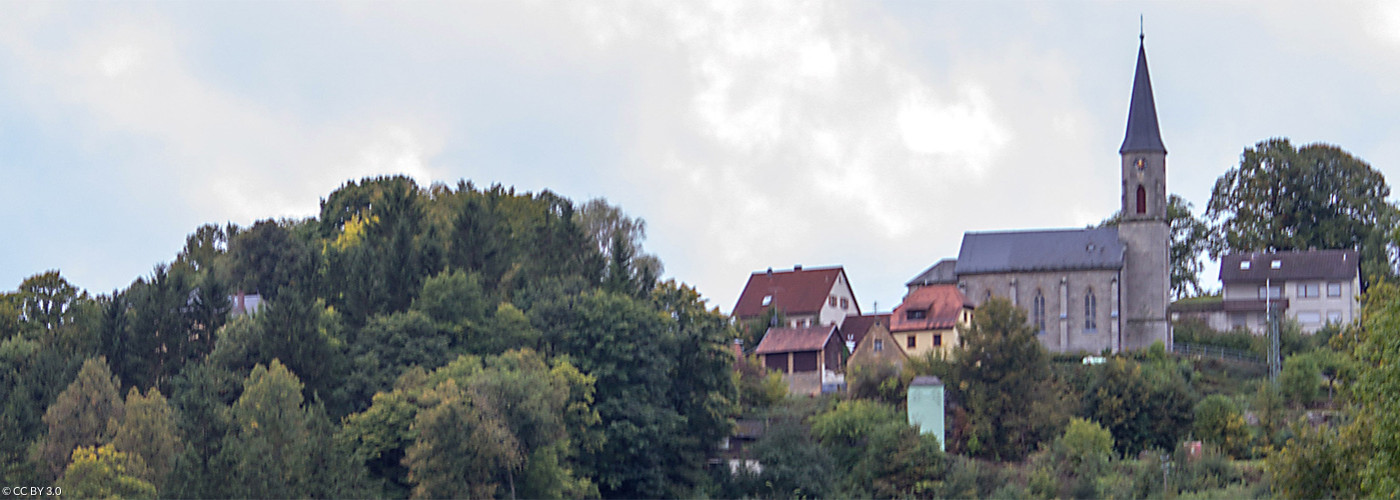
[0,176,736,498]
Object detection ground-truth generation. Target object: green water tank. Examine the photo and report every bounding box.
[907,375,945,451]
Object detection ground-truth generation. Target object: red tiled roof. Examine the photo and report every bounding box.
[754,325,838,354]
[840,313,890,347]
[890,284,971,332]
[732,266,851,318]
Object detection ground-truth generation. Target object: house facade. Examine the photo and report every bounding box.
[753,325,845,395]
[908,37,1172,354]
[732,265,859,329]
[1218,250,1361,333]
[889,284,973,358]
[846,315,907,371]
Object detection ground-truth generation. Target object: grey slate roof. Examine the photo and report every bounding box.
[1218,250,1359,283]
[955,227,1125,275]
[905,258,959,287]
[910,375,943,387]
[1119,40,1167,154]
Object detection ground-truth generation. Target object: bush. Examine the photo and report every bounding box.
[846,360,909,405]
[1194,394,1250,458]
[1279,354,1321,408]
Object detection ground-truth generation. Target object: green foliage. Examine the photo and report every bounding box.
[1279,353,1321,408]
[726,418,835,499]
[56,444,156,500]
[1029,418,1115,499]
[1206,138,1399,285]
[733,354,787,410]
[1194,395,1249,458]
[1351,281,1400,494]
[946,297,1069,461]
[37,357,125,480]
[845,360,910,405]
[1080,355,1197,456]
[1268,418,1366,499]
[221,360,368,499]
[229,219,316,301]
[110,387,182,490]
[404,379,523,499]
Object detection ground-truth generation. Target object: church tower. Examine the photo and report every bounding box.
[1116,34,1171,351]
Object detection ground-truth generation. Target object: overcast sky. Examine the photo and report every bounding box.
[4,1,1400,315]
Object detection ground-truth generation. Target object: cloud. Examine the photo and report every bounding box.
[568,1,1019,308]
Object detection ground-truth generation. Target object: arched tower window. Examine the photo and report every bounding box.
[1033,291,1046,334]
[1084,290,1097,331]
[1135,185,1147,214]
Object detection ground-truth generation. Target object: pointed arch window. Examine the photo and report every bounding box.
[1084,289,1097,332]
[1135,185,1147,214]
[1033,291,1046,335]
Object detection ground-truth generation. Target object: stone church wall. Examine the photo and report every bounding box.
[959,269,1120,354]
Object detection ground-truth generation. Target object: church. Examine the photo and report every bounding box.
[906,36,1171,354]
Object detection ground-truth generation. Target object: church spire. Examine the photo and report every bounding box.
[1119,36,1166,154]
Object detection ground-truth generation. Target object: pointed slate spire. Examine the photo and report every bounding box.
[1119,36,1167,154]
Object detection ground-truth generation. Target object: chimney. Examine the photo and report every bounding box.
[732,338,744,362]
[794,264,803,271]
[766,267,773,275]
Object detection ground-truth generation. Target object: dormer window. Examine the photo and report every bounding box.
[906,310,927,320]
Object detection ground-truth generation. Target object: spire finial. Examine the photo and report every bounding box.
[1139,15,1144,42]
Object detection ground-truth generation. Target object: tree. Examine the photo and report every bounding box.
[946,297,1068,461]
[17,271,82,332]
[1349,281,1400,494]
[403,379,522,499]
[1029,418,1114,499]
[110,387,182,491]
[1206,138,1399,285]
[1280,353,1321,408]
[228,219,316,301]
[1082,356,1195,456]
[1167,195,1212,298]
[220,359,366,498]
[55,445,157,500]
[1193,394,1249,458]
[37,357,125,479]
[577,198,663,296]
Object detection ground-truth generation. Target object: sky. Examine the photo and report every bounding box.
[4,1,1400,315]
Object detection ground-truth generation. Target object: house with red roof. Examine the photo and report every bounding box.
[732,265,859,329]
[753,324,844,395]
[889,284,973,358]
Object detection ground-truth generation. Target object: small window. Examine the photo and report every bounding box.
[1327,311,1342,324]
[874,339,884,352]
[840,298,849,310]
[907,336,917,349]
[1258,285,1282,300]
[933,334,942,346]
[1298,283,1320,298]
[1271,260,1282,270]
[1084,290,1097,331]
[1135,185,1147,214]
[1231,313,1247,327]
[1033,291,1046,334]
[829,296,838,307]
[1328,283,1343,297]
[761,295,772,306]
[1240,261,1251,270]
[1297,311,1321,324]
[906,310,927,320]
